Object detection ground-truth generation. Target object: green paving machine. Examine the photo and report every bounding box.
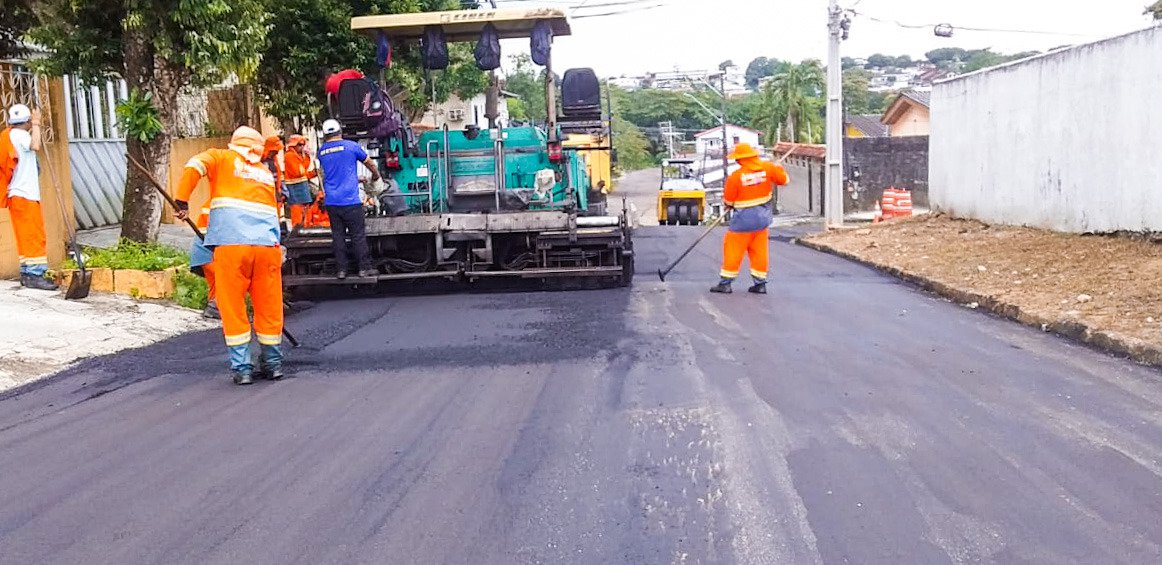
[281,7,633,291]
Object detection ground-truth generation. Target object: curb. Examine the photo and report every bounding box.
[796,237,1162,369]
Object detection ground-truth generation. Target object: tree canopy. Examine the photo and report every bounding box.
[30,0,269,242]
[0,0,37,60]
[256,0,489,129]
[743,56,790,90]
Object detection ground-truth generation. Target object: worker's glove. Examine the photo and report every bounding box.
[174,199,190,220]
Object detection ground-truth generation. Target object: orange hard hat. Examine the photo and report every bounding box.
[264,135,284,154]
[727,143,760,161]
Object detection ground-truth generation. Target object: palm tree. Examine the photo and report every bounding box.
[756,60,825,143]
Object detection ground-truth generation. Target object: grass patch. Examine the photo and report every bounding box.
[174,269,209,310]
[64,239,188,271]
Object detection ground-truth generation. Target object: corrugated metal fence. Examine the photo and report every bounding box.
[69,140,126,229]
[63,75,127,229]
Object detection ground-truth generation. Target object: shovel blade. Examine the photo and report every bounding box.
[64,270,92,300]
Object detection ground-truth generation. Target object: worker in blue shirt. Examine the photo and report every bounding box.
[316,119,381,279]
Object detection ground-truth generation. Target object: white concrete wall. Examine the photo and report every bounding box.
[694,126,760,156]
[930,26,1162,233]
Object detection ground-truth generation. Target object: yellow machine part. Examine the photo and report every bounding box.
[657,190,706,225]
[564,133,612,194]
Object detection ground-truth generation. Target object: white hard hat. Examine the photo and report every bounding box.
[322,119,342,136]
[7,104,31,125]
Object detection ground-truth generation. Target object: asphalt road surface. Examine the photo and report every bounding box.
[2,176,1161,564]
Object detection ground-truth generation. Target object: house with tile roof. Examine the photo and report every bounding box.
[845,114,888,138]
[881,90,931,136]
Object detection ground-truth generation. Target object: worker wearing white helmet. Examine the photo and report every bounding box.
[317,118,380,280]
[1,104,58,290]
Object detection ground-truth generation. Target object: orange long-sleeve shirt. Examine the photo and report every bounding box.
[724,158,789,209]
[283,150,317,184]
[177,148,280,247]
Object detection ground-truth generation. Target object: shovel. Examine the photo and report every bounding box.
[45,139,90,299]
[126,154,301,348]
[34,81,90,299]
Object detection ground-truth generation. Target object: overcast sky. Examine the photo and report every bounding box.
[494,0,1157,76]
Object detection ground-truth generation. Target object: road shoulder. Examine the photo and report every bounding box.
[798,215,1162,369]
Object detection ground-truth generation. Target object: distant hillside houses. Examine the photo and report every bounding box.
[867,63,952,93]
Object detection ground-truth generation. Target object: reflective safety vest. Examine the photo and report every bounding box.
[723,159,789,209]
[284,150,317,185]
[177,148,280,248]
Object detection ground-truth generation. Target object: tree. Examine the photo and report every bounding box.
[866,53,895,68]
[503,54,547,124]
[962,49,1007,73]
[894,55,914,68]
[718,59,734,72]
[611,117,653,171]
[255,0,488,130]
[255,0,366,132]
[31,0,267,243]
[0,0,37,60]
[757,60,824,143]
[868,91,891,115]
[743,56,789,90]
[925,47,968,65]
[1148,1,1162,19]
[841,57,859,70]
[842,68,872,115]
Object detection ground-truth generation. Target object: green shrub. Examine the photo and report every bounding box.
[64,239,188,271]
[174,269,209,310]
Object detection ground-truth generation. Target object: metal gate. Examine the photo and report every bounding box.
[63,75,129,229]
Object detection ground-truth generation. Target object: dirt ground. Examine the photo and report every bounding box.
[805,214,1162,350]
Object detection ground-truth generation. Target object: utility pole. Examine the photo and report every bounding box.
[825,0,847,227]
[719,72,729,183]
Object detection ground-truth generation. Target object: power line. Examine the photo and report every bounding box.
[848,9,1096,38]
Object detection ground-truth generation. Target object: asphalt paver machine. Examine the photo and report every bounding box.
[282,8,633,291]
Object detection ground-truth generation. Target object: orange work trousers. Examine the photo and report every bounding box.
[8,196,48,275]
[289,204,307,228]
[213,245,283,347]
[202,262,217,302]
[720,228,770,281]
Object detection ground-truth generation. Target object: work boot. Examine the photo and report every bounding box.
[336,270,348,280]
[256,344,284,381]
[748,282,768,295]
[202,299,220,319]
[710,279,733,294]
[21,273,59,291]
[232,370,254,386]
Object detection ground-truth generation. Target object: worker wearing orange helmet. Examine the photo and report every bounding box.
[711,143,789,295]
[174,126,285,385]
[282,134,318,228]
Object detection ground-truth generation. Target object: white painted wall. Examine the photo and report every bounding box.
[929,26,1162,233]
[694,125,761,156]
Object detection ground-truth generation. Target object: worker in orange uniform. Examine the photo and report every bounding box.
[711,143,789,295]
[1,104,58,291]
[174,126,284,385]
[188,207,219,319]
[282,134,317,228]
[262,135,285,223]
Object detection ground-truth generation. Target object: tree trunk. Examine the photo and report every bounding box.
[120,28,179,243]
